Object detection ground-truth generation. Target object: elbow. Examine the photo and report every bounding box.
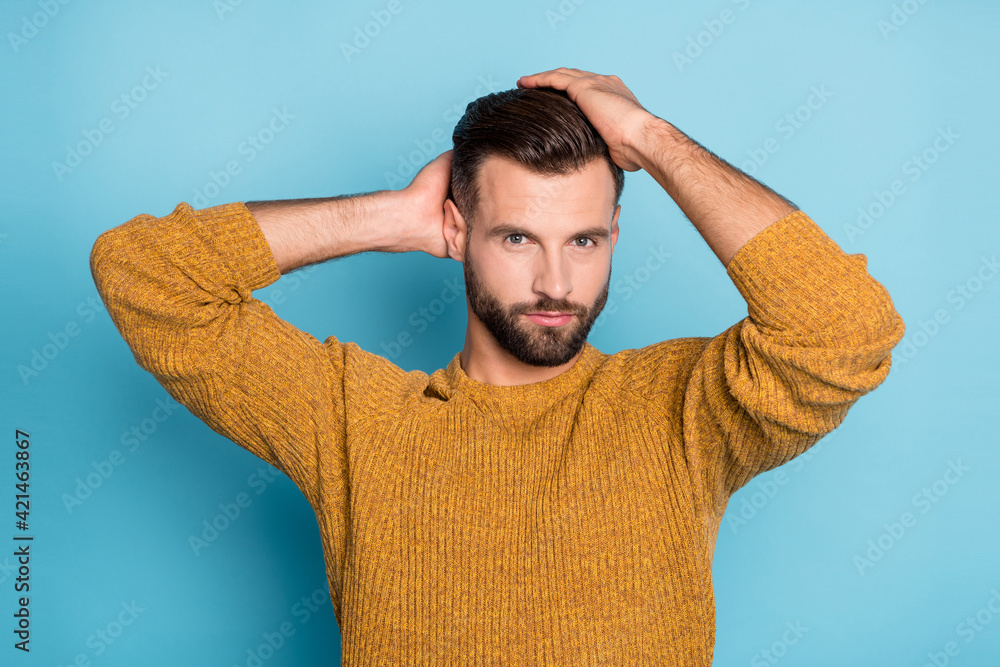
[89,226,133,310]
[89,215,151,301]
[89,227,118,303]
[89,217,155,329]
[89,228,114,287]
[861,296,906,355]
[840,269,906,351]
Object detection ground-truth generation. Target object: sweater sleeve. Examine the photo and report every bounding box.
[89,201,347,508]
[674,210,905,515]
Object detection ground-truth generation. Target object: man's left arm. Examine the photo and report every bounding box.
[519,69,906,509]
[519,67,797,267]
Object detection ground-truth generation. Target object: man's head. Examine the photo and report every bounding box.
[442,87,625,368]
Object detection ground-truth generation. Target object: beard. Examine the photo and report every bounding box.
[463,249,610,367]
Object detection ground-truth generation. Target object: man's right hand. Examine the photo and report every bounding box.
[398,149,453,259]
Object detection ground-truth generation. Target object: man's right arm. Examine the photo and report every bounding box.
[246,150,454,273]
[89,151,455,507]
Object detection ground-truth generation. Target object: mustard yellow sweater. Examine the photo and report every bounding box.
[90,201,905,665]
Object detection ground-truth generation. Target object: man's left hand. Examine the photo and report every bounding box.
[517,67,655,172]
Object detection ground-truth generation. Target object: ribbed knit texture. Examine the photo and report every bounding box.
[90,201,905,665]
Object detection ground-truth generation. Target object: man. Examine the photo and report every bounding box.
[90,68,905,665]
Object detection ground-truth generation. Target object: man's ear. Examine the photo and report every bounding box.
[443,199,468,262]
[610,204,621,254]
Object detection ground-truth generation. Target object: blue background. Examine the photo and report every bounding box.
[2,0,998,664]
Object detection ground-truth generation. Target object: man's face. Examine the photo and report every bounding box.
[461,155,620,367]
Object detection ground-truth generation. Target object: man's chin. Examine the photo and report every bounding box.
[504,323,587,367]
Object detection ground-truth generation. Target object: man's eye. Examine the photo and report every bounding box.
[504,235,594,246]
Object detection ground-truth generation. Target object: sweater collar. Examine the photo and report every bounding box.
[431,341,605,415]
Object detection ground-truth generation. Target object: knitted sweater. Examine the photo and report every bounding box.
[89,201,905,665]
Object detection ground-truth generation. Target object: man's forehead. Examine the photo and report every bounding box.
[476,155,616,226]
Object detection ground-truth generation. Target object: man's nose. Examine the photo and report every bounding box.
[531,248,572,301]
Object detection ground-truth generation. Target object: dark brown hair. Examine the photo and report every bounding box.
[449,87,625,230]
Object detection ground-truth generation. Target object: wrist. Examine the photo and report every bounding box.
[360,189,411,253]
[625,114,672,172]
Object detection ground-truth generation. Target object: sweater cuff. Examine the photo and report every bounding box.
[177,200,281,293]
[724,210,895,337]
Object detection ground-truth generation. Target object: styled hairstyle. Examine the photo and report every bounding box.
[449,87,626,230]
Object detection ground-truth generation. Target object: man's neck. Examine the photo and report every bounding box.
[459,332,584,387]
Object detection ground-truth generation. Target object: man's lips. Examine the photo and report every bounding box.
[524,312,574,326]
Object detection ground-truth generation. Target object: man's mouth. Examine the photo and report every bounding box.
[524,312,574,327]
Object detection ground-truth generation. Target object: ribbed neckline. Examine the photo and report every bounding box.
[438,341,606,413]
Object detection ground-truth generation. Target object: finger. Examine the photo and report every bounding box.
[429,149,453,167]
[516,67,586,90]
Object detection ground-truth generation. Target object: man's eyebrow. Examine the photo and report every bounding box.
[485,223,611,241]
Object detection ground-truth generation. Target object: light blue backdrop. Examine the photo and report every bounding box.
[2,0,998,664]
